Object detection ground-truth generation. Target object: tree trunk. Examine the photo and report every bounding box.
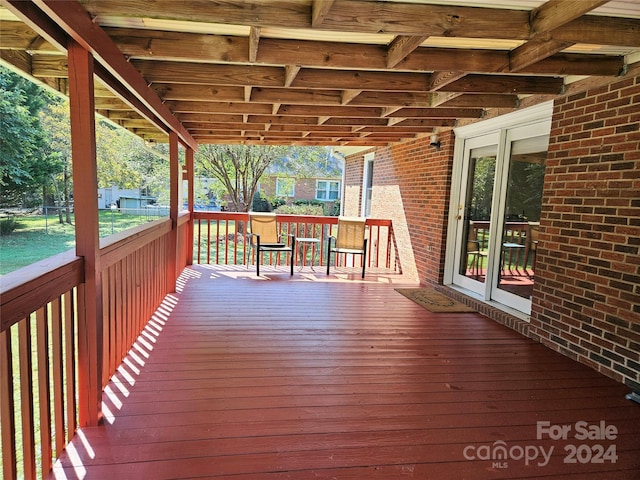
[51,173,64,224]
[64,165,72,224]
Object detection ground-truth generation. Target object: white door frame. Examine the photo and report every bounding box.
[444,101,553,314]
[361,152,375,217]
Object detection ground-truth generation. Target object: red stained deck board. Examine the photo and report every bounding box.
[49,265,640,479]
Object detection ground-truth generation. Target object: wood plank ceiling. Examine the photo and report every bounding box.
[1,0,639,147]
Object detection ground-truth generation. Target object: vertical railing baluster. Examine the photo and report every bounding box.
[63,290,77,443]
[36,307,52,478]
[207,219,212,264]
[196,218,201,264]
[51,298,65,457]
[233,220,239,265]
[0,329,17,480]
[18,318,35,479]
[223,220,229,265]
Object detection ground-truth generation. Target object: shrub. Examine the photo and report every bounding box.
[325,200,340,216]
[0,216,19,235]
[275,204,323,216]
[270,197,287,209]
[251,191,272,212]
[293,199,323,208]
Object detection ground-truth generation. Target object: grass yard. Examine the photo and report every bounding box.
[0,211,162,275]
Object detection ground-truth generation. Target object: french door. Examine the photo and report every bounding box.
[448,103,552,315]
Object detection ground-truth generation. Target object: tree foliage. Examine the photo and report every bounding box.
[0,68,58,205]
[195,144,334,212]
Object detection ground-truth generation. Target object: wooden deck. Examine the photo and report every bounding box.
[49,265,640,479]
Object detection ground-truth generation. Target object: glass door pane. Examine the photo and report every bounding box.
[496,135,547,300]
[458,145,497,285]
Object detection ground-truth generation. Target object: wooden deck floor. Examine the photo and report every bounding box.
[50,265,640,479]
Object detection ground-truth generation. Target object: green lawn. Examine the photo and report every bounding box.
[0,211,162,275]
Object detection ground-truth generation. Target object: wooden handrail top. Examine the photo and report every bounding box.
[192,211,392,228]
[100,217,172,269]
[0,249,83,332]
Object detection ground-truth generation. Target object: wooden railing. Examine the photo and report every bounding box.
[0,214,189,480]
[1,251,83,480]
[192,212,400,272]
[0,210,396,479]
[99,217,177,388]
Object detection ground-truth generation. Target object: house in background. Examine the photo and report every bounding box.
[97,186,140,209]
[257,150,344,209]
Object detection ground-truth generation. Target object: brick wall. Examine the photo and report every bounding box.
[343,75,639,391]
[529,74,640,392]
[343,151,369,216]
[344,132,455,284]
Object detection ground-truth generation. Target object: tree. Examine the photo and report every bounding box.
[40,100,73,222]
[0,67,57,207]
[96,120,144,189]
[195,144,333,212]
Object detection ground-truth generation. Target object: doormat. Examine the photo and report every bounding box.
[395,288,477,313]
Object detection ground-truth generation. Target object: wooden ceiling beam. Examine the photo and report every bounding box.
[82,0,313,30]
[444,74,564,95]
[0,48,34,76]
[24,0,197,150]
[509,38,573,73]
[250,115,324,125]
[167,101,274,115]
[176,113,246,124]
[429,71,467,91]
[510,0,608,73]
[278,104,381,118]
[284,65,301,87]
[83,0,640,45]
[341,89,362,105]
[251,87,342,105]
[248,26,260,63]
[136,59,568,95]
[438,94,519,109]
[107,29,623,77]
[0,20,57,52]
[391,107,483,119]
[554,16,640,47]
[311,0,336,27]
[150,84,245,102]
[430,92,463,108]
[381,106,403,118]
[393,119,457,127]
[133,60,285,87]
[386,35,429,68]
[527,53,623,76]
[529,0,610,38]
[292,68,431,91]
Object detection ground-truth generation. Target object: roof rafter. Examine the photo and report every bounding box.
[22,0,197,150]
[510,0,610,72]
[2,0,637,146]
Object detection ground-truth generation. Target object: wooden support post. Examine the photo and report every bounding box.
[168,132,179,292]
[186,147,195,266]
[67,40,103,426]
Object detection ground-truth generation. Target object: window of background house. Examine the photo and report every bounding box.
[276,178,295,197]
[316,180,340,200]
